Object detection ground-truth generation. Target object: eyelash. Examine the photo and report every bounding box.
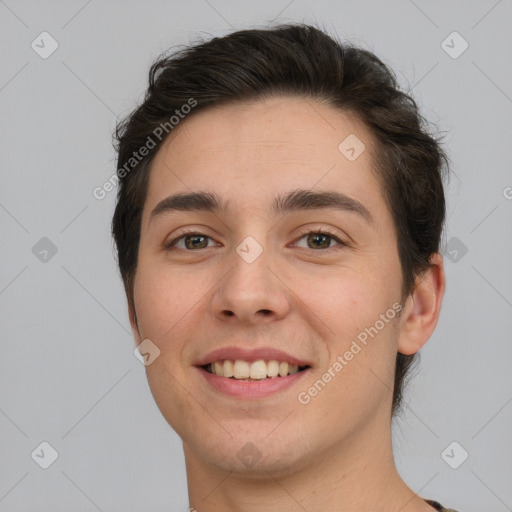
[166,227,347,252]
[294,227,348,251]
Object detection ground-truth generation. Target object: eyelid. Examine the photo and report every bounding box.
[290,226,348,251]
[164,228,218,249]
[165,225,349,251]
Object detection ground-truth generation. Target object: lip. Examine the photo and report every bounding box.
[195,365,310,399]
[194,346,312,367]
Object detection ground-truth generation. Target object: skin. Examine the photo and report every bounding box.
[128,96,445,512]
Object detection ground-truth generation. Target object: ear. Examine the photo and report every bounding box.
[128,301,142,346]
[397,253,446,355]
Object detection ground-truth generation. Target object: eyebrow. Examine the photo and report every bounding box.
[149,189,373,225]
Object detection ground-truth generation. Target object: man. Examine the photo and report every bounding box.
[112,23,458,511]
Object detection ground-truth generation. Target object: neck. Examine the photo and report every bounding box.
[184,417,433,512]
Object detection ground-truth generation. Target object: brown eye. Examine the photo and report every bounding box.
[168,232,216,250]
[183,234,209,249]
[306,233,332,249]
[294,230,345,251]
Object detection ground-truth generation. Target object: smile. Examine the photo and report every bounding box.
[203,359,309,380]
[197,360,311,399]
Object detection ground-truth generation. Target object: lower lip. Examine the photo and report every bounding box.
[196,366,309,399]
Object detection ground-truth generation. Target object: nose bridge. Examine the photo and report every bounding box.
[211,228,290,322]
[230,231,274,295]
[240,234,272,278]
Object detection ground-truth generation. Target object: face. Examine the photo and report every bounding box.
[130,96,408,475]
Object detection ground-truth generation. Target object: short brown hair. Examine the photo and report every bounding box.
[112,23,449,417]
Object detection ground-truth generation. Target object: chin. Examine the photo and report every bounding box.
[184,430,315,478]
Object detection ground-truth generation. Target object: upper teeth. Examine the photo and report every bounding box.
[209,360,302,379]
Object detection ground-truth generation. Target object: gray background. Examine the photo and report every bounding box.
[1,0,511,511]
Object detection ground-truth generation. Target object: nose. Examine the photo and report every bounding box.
[210,241,291,325]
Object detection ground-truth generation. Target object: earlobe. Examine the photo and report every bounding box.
[397,253,446,356]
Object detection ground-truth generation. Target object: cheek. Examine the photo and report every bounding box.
[133,265,206,437]
[133,262,203,347]
[296,263,394,326]
[298,273,400,417]
[293,264,400,370]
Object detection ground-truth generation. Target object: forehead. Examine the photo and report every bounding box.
[143,96,387,223]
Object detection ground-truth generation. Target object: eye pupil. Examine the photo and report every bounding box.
[185,235,208,249]
[308,233,330,249]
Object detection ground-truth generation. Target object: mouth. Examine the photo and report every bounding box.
[201,359,311,381]
[196,359,311,399]
[194,347,313,398]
